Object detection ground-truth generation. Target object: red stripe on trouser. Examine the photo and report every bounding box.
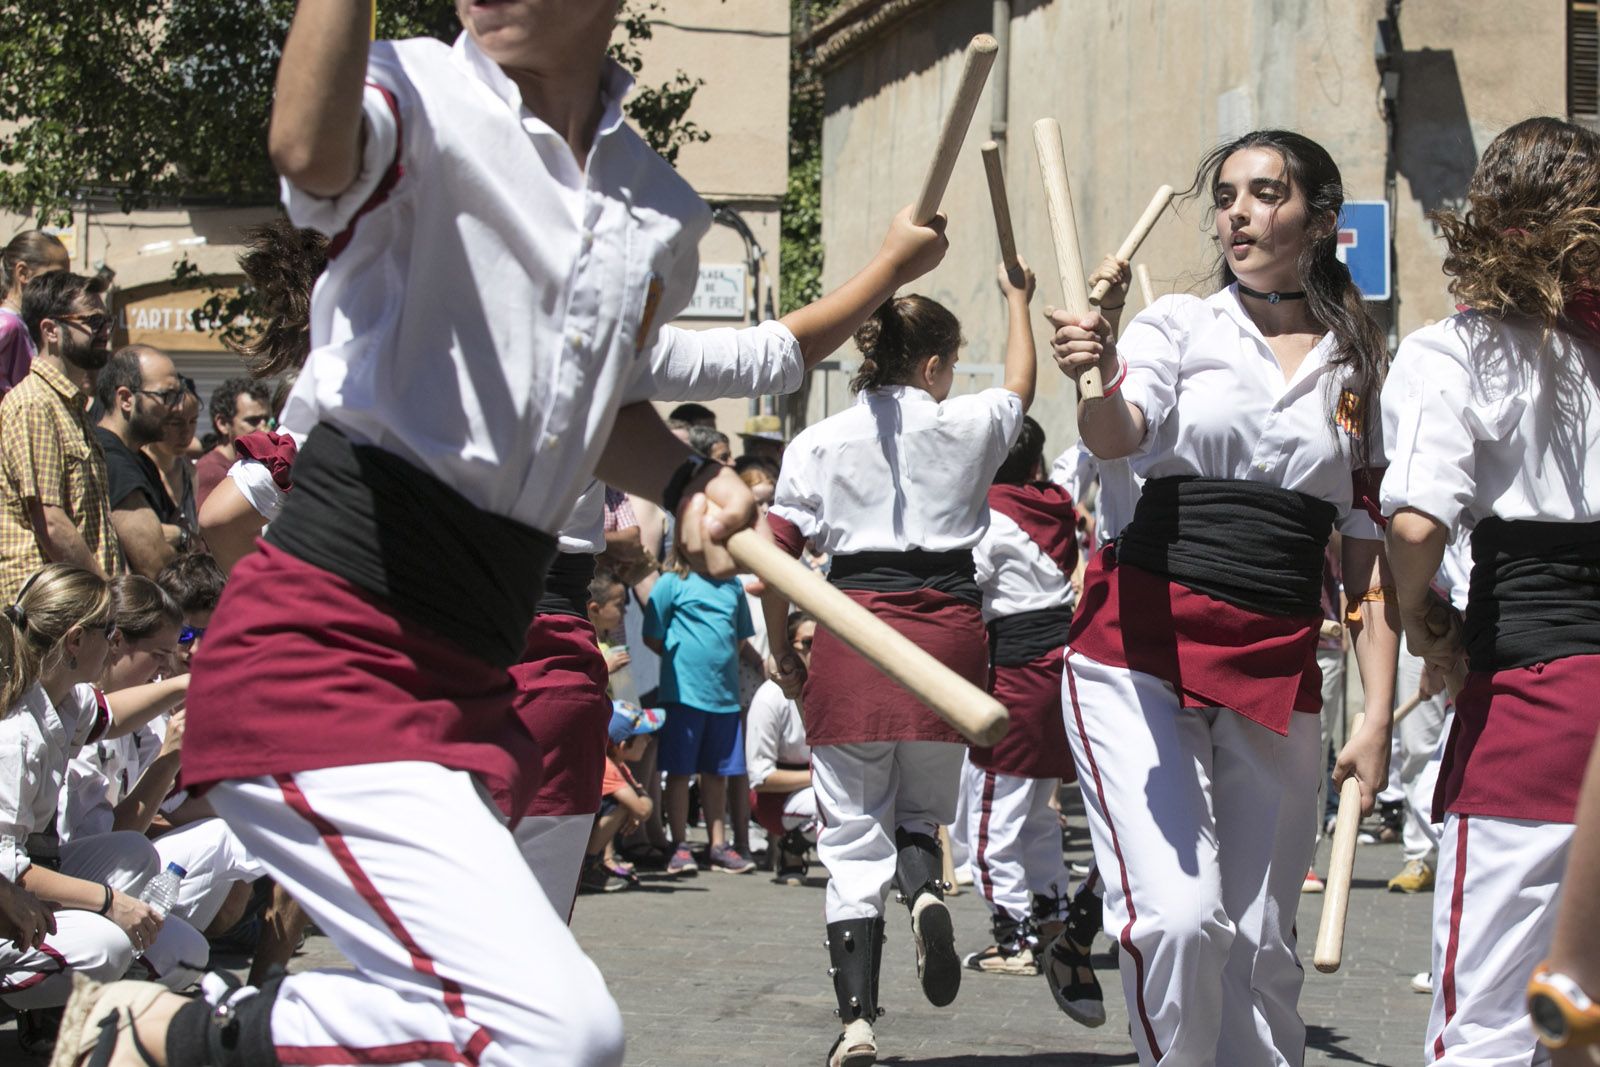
[975,770,999,907]
[1434,815,1470,1060]
[0,942,68,996]
[275,775,494,1065]
[278,1041,476,1065]
[1065,655,1164,1061]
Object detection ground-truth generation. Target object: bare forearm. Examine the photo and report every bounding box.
[198,479,268,574]
[34,504,102,573]
[594,403,697,506]
[1386,508,1449,620]
[111,752,181,834]
[20,865,104,911]
[269,0,373,196]
[755,768,811,793]
[104,677,188,738]
[1345,537,1399,723]
[761,589,792,662]
[1002,294,1037,412]
[1076,397,1145,461]
[780,255,901,369]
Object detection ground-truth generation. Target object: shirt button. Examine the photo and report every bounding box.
[544,433,560,449]
[581,230,595,249]
[569,332,584,349]
[1255,462,1269,472]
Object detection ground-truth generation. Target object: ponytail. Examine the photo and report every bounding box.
[0,605,38,712]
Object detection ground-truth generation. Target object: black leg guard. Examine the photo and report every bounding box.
[1065,881,1103,950]
[825,918,884,1024]
[892,828,944,909]
[991,910,1032,955]
[167,977,284,1067]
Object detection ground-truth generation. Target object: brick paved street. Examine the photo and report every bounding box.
[6,817,1435,1066]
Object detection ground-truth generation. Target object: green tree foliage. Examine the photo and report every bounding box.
[780,0,842,314]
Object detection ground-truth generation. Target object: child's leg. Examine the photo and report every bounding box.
[665,776,692,843]
[658,705,707,845]
[700,711,747,851]
[204,762,624,1067]
[587,804,629,857]
[729,774,752,852]
[700,775,728,848]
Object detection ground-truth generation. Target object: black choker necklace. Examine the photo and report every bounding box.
[1237,283,1306,304]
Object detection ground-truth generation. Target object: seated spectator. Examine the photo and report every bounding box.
[94,346,189,576]
[0,564,204,1031]
[156,553,225,674]
[747,612,819,885]
[579,703,664,895]
[194,377,272,509]
[686,425,732,466]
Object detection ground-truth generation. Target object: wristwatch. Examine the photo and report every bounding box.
[1529,964,1600,1051]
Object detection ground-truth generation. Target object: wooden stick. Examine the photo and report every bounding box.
[939,826,961,895]
[1319,619,1343,641]
[727,530,1009,747]
[1315,712,1366,973]
[1089,185,1175,305]
[1391,690,1426,726]
[981,141,1021,280]
[1136,263,1156,308]
[1033,118,1098,397]
[911,35,999,226]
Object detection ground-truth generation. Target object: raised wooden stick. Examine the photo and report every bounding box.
[1136,263,1156,308]
[981,141,1021,280]
[911,35,1000,226]
[1391,689,1426,726]
[1315,712,1366,973]
[1033,118,1098,397]
[1089,185,1175,305]
[727,530,1009,747]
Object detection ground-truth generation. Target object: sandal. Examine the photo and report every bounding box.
[49,974,170,1067]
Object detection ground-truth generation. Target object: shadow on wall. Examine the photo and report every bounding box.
[820,1,992,113]
[1396,48,1478,217]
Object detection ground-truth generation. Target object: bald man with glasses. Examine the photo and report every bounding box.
[94,345,190,578]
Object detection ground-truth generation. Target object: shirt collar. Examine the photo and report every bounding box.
[858,384,936,406]
[453,33,634,142]
[1212,283,1334,374]
[29,358,88,407]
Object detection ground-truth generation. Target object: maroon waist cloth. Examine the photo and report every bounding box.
[802,588,988,747]
[1067,546,1322,735]
[1435,655,1600,824]
[181,541,542,818]
[511,613,612,818]
[971,647,1075,780]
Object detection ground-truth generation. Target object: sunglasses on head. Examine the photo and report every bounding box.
[178,625,206,647]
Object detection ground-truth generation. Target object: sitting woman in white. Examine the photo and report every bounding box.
[746,611,818,885]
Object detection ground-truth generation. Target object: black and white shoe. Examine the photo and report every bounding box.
[910,894,961,1007]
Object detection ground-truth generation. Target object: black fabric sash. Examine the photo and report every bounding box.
[1116,476,1336,617]
[265,424,558,668]
[536,552,598,620]
[1464,516,1600,672]
[988,606,1074,667]
[827,549,981,607]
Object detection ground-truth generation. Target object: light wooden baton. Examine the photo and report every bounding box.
[911,35,999,226]
[1135,263,1156,308]
[1391,689,1426,727]
[1089,185,1175,306]
[1033,118,1099,398]
[1315,712,1366,973]
[981,141,1022,281]
[726,530,1009,748]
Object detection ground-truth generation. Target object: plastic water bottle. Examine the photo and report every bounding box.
[132,861,186,959]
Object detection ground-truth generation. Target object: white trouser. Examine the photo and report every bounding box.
[1315,644,1347,839]
[512,813,593,924]
[209,763,624,1067]
[155,817,267,931]
[1063,651,1321,1067]
[780,786,819,836]
[1428,814,1570,1066]
[965,768,1069,923]
[0,911,132,1009]
[1394,649,1452,864]
[61,831,209,992]
[812,741,965,922]
[949,754,974,871]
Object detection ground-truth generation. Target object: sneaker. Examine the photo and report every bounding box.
[708,842,755,874]
[578,855,627,894]
[1411,971,1433,994]
[606,861,641,887]
[1042,931,1106,1028]
[1387,858,1435,894]
[1302,868,1325,894]
[666,843,700,876]
[963,942,1040,976]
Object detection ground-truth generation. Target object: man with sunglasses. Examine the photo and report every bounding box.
[0,270,119,601]
[93,345,189,578]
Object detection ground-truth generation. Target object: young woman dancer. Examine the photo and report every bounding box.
[1381,116,1600,1067]
[1051,130,1399,1066]
[49,4,760,1066]
[765,261,1038,1067]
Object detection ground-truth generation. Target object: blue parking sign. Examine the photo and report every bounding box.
[1336,201,1390,301]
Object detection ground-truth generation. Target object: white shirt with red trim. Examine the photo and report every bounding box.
[770,386,1024,555]
[1117,285,1385,539]
[279,33,710,534]
[1379,312,1600,537]
[0,683,109,878]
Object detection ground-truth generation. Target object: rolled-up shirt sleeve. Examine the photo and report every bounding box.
[1117,296,1191,455]
[646,321,803,402]
[281,77,405,237]
[228,459,288,523]
[770,445,822,544]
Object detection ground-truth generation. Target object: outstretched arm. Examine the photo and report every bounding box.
[269,1,373,197]
[997,259,1038,410]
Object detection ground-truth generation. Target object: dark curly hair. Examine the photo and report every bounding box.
[228,218,328,379]
[849,295,962,394]
[1433,117,1600,335]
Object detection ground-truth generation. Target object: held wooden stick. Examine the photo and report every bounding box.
[1033,118,1099,398]
[726,530,1010,748]
[1136,263,1156,308]
[1391,690,1426,726]
[1315,712,1366,973]
[981,141,1021,279]
[911,35,999,226]
[1089,185,1176,305]
[1319,619,1343,641]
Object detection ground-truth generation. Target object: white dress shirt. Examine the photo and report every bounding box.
[0,684,105,878]
[1053,442,1141,545]
[745,679,810,789]
[770,386,1024,555]
[1118,286,1383,539]
[1379,313,1600,538]
[972,508,1076,622]
[280,33,710,534]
